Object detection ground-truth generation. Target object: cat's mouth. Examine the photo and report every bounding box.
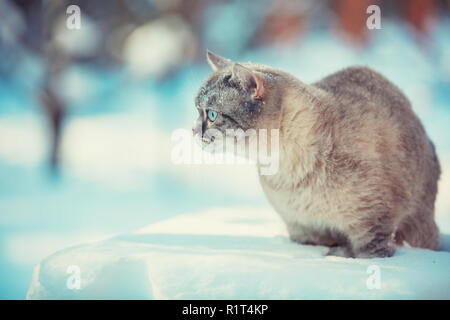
[201,135,215,145]
[193,132,215,147]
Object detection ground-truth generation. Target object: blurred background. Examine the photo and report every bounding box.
[0,0,449,299]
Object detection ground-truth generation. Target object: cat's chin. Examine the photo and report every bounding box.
[201,140,217,151]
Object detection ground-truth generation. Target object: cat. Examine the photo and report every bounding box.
[193,50,441,258]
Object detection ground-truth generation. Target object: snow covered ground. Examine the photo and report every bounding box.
[27,207,450,299]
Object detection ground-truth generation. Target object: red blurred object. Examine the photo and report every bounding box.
[257,0,308,47]
[336,0,372,45]
[402,0,436,37]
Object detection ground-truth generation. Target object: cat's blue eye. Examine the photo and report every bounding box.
[207,110,218,122]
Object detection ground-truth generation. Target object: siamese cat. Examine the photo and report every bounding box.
[193,50,440,258]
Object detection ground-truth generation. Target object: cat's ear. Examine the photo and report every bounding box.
[206,50,231,71]
[231,63,264,100]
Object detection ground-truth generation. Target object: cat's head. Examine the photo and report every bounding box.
[193,51,266,144]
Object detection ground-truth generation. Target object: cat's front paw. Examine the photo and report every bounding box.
[289,234,315,246]
[354,245,395,259]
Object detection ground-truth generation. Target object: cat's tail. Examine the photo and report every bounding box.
[429,139,441,179]
[394,138,441,250]
[395,210,440,250]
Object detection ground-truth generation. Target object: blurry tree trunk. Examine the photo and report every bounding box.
[37,79,66,172]
[38,1,69,173]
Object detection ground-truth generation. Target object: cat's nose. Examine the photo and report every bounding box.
[192,119,202,137]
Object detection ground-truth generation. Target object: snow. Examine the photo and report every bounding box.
[27,207,450,299]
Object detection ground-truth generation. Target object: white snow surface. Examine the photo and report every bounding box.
[27,207,450,299]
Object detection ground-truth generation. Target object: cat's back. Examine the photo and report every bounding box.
[314,66,413,118]
[312,66,439,201]
[313,66,431,162]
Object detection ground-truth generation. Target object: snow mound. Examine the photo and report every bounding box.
[27,207,450,299]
